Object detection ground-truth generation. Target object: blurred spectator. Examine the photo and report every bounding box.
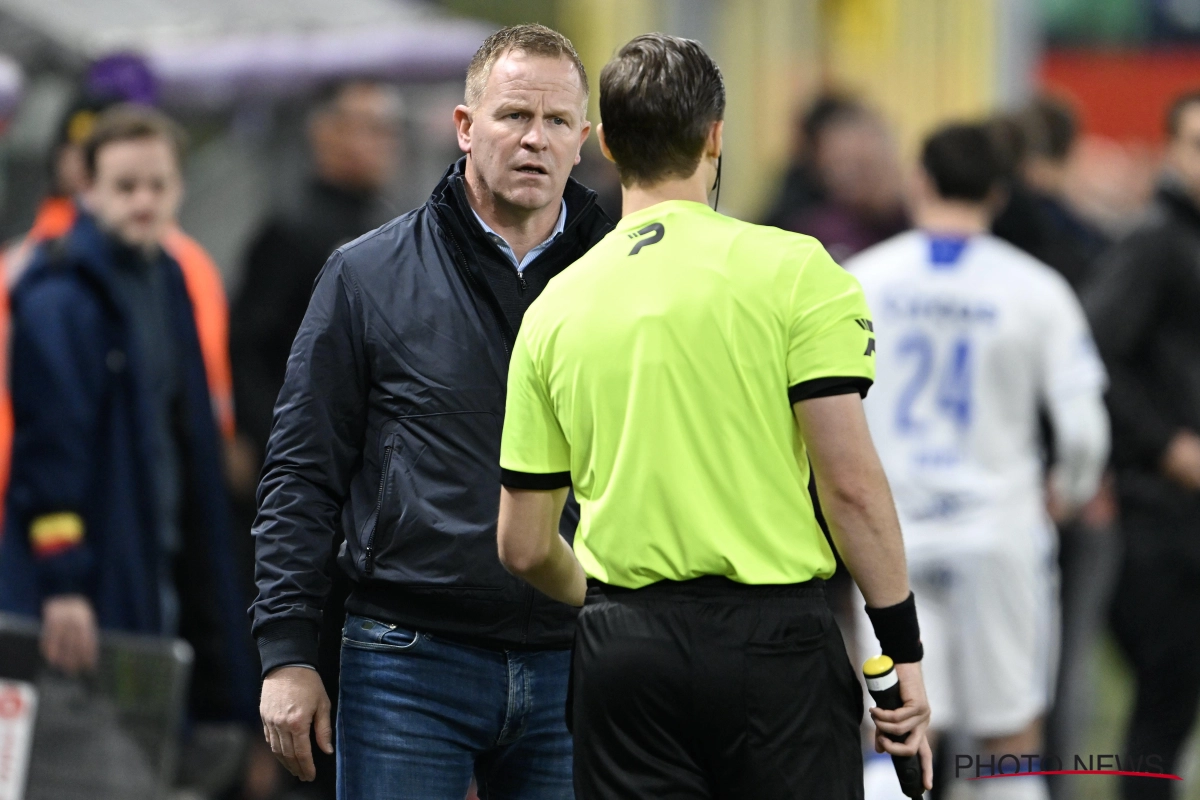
[762,93,861,229]
[1085,88,1200,800]
[1020,97,1110,287]
[990,101,1109,290]
[988,113,1058,267]
[1060,136,1158,237]
[0,102,255,722]
[777,103,907,262]
[0,95,237,523]
[229,81,401,470]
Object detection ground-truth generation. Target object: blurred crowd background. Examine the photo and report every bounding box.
[1,0,1200,798]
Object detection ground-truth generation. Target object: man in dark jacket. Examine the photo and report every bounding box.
[1085,89,1200,800]
[0,105,255,721]
[230,81,400,462]
[253,25,613,798]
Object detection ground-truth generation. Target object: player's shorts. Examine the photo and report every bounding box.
[856,542,1060,738]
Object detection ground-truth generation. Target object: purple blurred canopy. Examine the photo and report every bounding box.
[0,0,493,107]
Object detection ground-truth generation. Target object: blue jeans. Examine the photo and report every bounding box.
[336,613,574,799]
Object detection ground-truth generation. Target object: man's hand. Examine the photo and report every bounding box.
[225,431,262,502]
[41,594,99,674]
[1045,475,1071,525]
[869,662,934,793]
[1162,430,1200,491]
[260,666,333,782]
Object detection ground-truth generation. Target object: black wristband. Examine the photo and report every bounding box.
[864,591,923,663]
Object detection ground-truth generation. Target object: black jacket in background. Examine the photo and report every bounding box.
[231,179,393,454]
[993,182,1108,291]
[250,160,613,674]
[1084,182,1200,523]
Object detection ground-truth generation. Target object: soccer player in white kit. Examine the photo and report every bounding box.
[847,124,1110,800]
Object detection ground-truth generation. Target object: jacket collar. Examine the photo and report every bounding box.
[430,156,607,253]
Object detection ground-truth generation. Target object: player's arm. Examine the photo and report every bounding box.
[794,393,931,790]
[497,487,585,606]
[1045,392,1109,515]
[496,322,585,606]
[1040,276,1110,514]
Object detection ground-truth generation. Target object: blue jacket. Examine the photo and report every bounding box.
[0,213,255,721]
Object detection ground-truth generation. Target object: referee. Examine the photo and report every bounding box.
[496,34,932,798]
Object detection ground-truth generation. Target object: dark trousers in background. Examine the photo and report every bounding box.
[1047,519,1120,800]
[1111,510,1200,800]
[571,577,864,800]
[336,614,573,800]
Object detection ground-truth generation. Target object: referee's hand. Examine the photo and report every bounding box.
[260,666,334,782]
[869,661,934,792]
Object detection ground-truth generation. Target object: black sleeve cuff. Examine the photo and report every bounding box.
[788,376,873,404]
[500,469,572,490]
[864,591,923,664]
[256,619,321,678]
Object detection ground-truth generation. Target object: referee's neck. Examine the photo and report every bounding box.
[620,173,712,218]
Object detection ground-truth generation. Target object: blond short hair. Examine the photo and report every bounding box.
[464,24,588,110]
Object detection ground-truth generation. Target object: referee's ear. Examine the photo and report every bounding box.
[597,124,616,164]
[705,120,724,161]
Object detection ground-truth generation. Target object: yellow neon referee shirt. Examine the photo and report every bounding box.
[500,200,876,588]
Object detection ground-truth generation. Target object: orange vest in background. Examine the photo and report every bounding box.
[162,227,236,439]
[0,198,237,527]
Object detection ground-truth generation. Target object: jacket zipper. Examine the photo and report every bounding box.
[446,230,513,356]
[364,444,393,575]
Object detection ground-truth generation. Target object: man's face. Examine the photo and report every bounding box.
[456,51,590,214]
[1170,103,1200,200]
[83,137,182,251]
[816,117,902,217]
[311,84,402,192]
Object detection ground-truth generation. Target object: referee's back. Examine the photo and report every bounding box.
[503,199,875,588]
[498,32,929,800]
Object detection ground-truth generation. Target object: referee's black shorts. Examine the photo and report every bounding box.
[570,576,864,800]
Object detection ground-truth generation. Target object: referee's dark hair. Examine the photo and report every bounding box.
[921,122,1003,203]
[599,33,725,186]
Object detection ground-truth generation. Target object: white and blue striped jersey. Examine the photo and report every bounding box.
[845,230,1107,555]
